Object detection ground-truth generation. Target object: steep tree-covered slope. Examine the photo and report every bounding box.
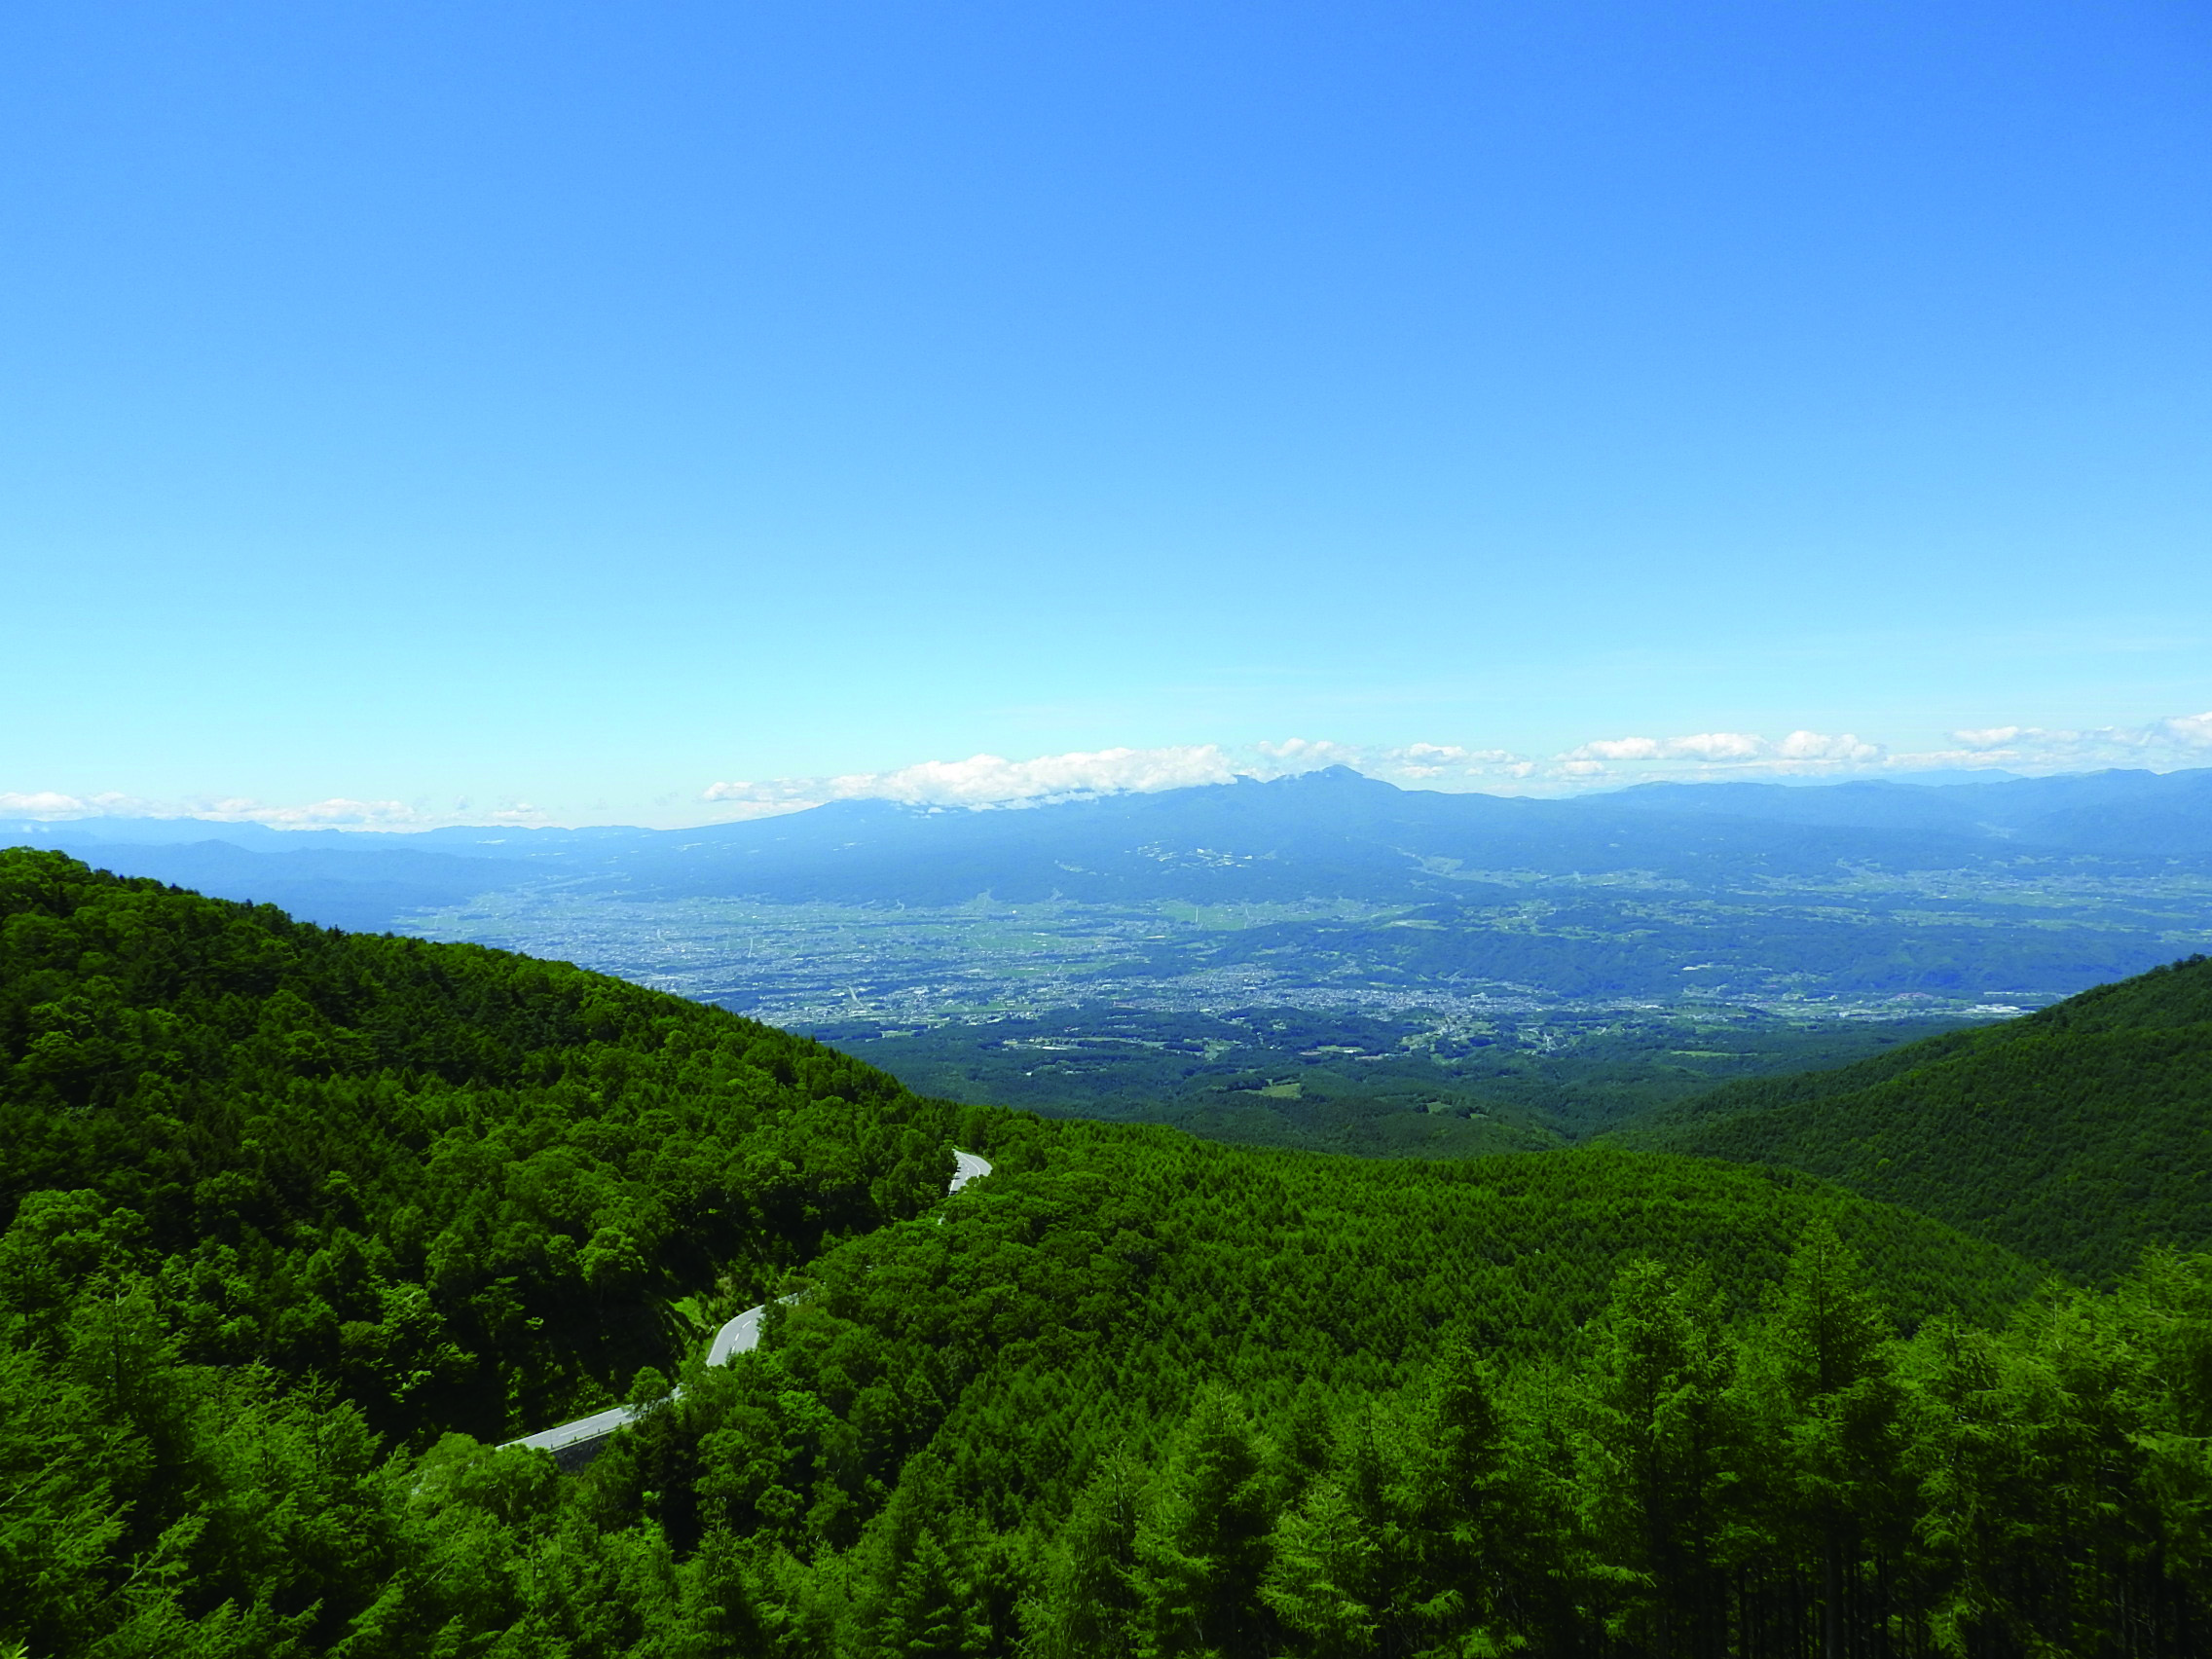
[1610,953,2212,1277]
[587,1118,2041,1571]
[0,848,961,1443]
[571,1152,2205,1659]
[18,1098,2209,1658]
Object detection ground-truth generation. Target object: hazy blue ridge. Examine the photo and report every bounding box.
[12,768,2211,1068]
[12,764,2212,926]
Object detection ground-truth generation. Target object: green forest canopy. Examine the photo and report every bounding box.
[1610,952,2212,1278]
[8,850,2212,1657]
[0,848,964,1443]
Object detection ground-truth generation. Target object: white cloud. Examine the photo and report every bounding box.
[1915,711,2212,772]
[1252,737,1368,771]
[0,791,103,818]
[0,790,549,830]
[701,721,2055,809]
[1670,732,1767,760]
[705,744,1248,811]
[1,790,173,821]
[1570,737,1666,761]
[1365,744,1531,782]
[1952,726,2024,751]
[864,745,1243,804]
[2162,712,2212,749]
[202,796,434,829]
[1779,730,1883,762]
[1559,730,1879,771]
[17,709,2212,834]
[700,737,1555,812]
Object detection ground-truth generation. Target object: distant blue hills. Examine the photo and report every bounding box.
[8,765,2211,933]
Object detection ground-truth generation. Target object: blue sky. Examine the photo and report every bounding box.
[4,1,2208,825]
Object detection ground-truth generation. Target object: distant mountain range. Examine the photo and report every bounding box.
[9,765,2211,932]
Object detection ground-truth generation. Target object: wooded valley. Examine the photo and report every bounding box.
[6,849,2212,1657]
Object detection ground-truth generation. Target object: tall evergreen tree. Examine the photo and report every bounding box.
[1031,1452,1146,1659]
[879,1527,988,1659]
[1136,1388,1279,1659]
[1262,1475,1382,1659]
[1395,1340,1533,1655]
[1734,1221,1908,1658]
[1570,1261,1738,1658]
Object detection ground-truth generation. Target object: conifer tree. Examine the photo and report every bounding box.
[1135,1387,1278,1659]
[1395,1340,1533,1655]
[1030,1452,1146,1659]
[1262,1475,1381,1659]
[880,1528,987,1658]
[1735,1222,1907,1658]
[1569,1261,1738,1658]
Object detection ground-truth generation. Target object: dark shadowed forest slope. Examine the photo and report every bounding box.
[0,848,960,1444]
[1611,953,2212,1278]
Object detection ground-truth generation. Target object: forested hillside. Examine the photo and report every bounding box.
[1613,953,2212,1277]
[0,849,960,1443]
[578,1161,2206,1659]
[10,853,2212,1657]
[18,1103,2212,1658]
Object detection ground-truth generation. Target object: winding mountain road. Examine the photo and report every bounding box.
[501,1149,992,1466]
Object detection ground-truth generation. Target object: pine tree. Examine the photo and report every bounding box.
[1262,1475,1381,1659]
[1135,1387,1278,1659]
[1030,1451,1146,1659]
[1736,1221,1907,1658]
[1394,1340,1532,1655]
[1569,1261,1738,1659]
[880,1527,987,1658]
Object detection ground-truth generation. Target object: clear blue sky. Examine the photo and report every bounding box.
[4,1,2208,824]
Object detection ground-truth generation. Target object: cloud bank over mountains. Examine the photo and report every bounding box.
[9,711,2210,830]
[698,710,2212,813]
[701,746,1248,811]
[1941,712,2212,769]
[0,792,543,831]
